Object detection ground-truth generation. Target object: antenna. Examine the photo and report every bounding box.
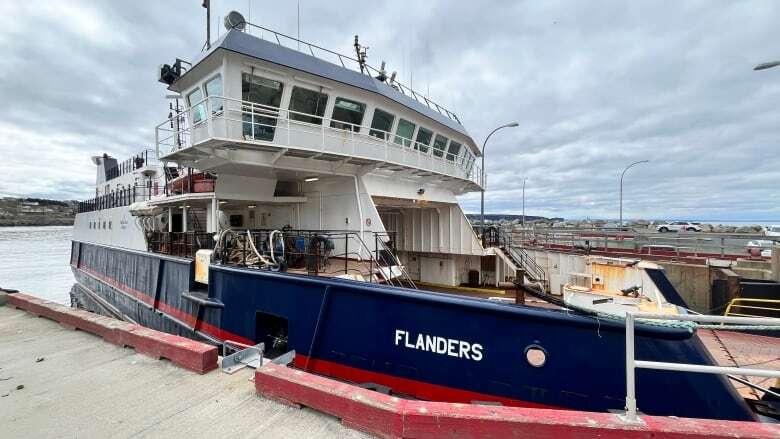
[354,35,368,74]
[375,61,387,82]
[202,0,210,49]
[297,0,301,50]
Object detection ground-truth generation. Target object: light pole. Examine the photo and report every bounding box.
[480,122,519,230]
[521,178,527,227]
[619,160,649,226]
[754,60,780,71]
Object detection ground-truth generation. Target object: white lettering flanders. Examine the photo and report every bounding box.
[394,329,483,361]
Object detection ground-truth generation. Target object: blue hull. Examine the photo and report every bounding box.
[70,240,756,421]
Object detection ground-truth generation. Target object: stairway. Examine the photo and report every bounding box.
[484,226,548,291]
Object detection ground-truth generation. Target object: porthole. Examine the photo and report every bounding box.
[524,345,547,368]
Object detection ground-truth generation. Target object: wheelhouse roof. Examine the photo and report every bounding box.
[173,29,477,151]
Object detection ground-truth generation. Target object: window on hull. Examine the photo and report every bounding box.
[289,86,328,125]
[242,73,284,141]
[369,108,395,140]
[394,119,416,147]
[330,97,366,132]
[414,127,433,153]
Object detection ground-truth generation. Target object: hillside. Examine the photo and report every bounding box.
[0,197,76,226]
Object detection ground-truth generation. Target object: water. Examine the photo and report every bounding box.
[0,226,75,305]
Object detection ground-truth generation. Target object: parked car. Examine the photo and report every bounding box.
[656,221,702,233]
[763,225,780,239]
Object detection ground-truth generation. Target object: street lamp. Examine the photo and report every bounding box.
[754,60,780,71]
[521,178,527,227]
[480,122,519,229]
[619,160,649,226]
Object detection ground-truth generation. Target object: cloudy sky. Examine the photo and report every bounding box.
[0,1,778,221]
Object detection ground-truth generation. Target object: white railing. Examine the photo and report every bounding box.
[623,312,780,423]
[243,22,462,125]
[155,95,482,187]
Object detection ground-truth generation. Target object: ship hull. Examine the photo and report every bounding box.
[70,240,756,421]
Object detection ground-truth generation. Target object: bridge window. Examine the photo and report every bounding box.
[242,73,284,141]
[464,151,475,173]
[369,108,395,140]
[205,75,223,113]
[289,86,328,125]
[330,97,365,132]
[187,88,206,124]
[394,119,416,147]
[414,127,433,153]
[432,134,449,158]
[447,141,462,162]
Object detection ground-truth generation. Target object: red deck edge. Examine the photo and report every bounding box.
[255,362,780,439]
[5,292,218,374]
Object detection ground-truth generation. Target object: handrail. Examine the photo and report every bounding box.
[77,180,164,213]
[724,297,780,319]
[508,226,772,260]
[481,225,547,286]
[166,228,416,289]
[155,95,481,187]
[623,312,780,423]
[244,22,461,124]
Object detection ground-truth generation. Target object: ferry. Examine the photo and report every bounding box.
[70,11,777,422]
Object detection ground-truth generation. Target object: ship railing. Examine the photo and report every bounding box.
[149,231,215,259]
[155,95,482,188]
[243,22,462,125]
[623,312,780,423]
[104,149,160,182]
[193,228,416,288]
[76,181,164,214]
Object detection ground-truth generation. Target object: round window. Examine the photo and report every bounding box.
[525,345,547,368]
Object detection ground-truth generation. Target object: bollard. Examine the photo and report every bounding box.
[515,269,526,305]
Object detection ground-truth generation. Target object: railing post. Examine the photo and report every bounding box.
[624,312,639,423]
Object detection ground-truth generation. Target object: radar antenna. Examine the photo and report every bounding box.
[224,11,247,31]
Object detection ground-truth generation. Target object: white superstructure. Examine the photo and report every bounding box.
[74,18,499,287]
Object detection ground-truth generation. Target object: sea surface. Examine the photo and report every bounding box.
[0,226,74,305]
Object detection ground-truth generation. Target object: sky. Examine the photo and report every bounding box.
[0,1,778,221]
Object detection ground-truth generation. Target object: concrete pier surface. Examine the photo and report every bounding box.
[0,305,369,439]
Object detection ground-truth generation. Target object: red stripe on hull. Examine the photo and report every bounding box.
[293,353,560,410]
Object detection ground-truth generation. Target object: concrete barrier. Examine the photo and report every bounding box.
[255,362,780,439]
[6,292,217,374]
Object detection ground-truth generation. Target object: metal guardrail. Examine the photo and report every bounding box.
[244,22,462,124]
[155,96,482,188]
[77,181,162,213]
[623,312,780,423]
[724,298,780,319]
[508,226,774,260]
[104,149,159,182]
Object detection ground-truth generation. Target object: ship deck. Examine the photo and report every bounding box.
[698,329,780,401]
